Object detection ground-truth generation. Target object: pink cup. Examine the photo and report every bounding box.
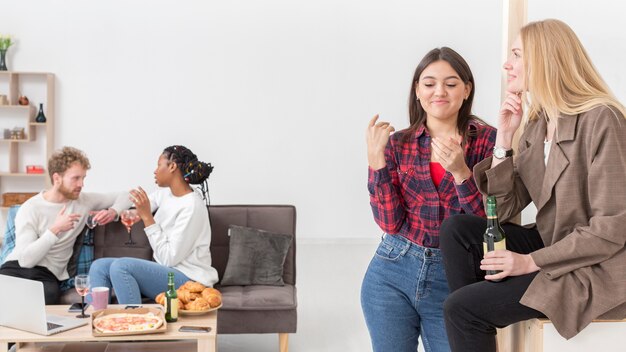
[89,287,110,310]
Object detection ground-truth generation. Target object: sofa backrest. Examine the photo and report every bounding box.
[93,220,153,260]
[208,205,297,286]
[93,204,297,285]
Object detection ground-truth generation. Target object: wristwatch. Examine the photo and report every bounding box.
[493,146,513,159]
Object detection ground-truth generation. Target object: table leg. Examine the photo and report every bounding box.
[197,337,215,352]
[0,341,7,352]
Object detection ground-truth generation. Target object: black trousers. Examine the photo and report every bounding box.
[440,215,547,352]
[0,260,60,304]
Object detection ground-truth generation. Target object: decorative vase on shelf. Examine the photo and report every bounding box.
[0,49,7,71]
[35,103,47,123]
[0,35,13,71]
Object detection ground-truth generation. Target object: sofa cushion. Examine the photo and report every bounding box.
[60,228,95,291]
[218,284,297,310]
[209,205,297,286]
[217,307,297,334]
[220,225,292,286]
[0,205,19,264]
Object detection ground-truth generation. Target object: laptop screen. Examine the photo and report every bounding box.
[0,274,51,334]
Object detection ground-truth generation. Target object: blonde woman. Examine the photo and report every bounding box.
[440,19,626,351]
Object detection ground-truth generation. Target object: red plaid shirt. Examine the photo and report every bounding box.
[368,122,496,247]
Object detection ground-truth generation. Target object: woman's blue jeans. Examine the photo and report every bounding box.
[89,257,190,304]
[361,234,451,352]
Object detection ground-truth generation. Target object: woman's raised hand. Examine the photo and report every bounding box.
[498,92,524,141]
[432,136,471,184]
[129,187,151,221]
[366,114,395,170]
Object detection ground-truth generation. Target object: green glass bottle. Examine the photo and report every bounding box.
[165,272,178,322]
[483,196,506,282]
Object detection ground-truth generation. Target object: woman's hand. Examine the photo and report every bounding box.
[431,136,471,184]
[496,92,524,146]
[367,114,395,170]
[129,187,153,225]
[480,250,540,281]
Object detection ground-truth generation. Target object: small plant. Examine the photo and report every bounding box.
[0,35,13,51]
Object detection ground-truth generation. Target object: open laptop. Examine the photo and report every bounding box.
[0,274,88,335]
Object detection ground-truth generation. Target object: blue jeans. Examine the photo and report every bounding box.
[361,234,451,352]
[89,257,190,304]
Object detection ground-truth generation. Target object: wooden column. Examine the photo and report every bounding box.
[496,1,527,352]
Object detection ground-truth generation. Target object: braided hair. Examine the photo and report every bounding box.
[162,145,214,204]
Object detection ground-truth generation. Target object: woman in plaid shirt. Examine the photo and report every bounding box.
[361,47,496,352]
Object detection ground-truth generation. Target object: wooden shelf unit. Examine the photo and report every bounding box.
[0,71,54,207]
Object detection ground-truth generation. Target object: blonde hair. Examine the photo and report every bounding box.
[520,19,626,121]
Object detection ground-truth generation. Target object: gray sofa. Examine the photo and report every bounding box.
[61,204,297,352]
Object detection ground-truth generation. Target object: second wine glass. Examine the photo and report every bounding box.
[75,274,90,318]
[120,209,139,245]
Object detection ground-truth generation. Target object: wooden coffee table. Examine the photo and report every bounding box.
[0,304,217,352]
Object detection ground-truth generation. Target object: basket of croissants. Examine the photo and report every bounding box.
[155,280,222,315]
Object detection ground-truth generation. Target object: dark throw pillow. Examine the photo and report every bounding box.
[220,225,293,286]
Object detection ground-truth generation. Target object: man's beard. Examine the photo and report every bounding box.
[58,183,81,200]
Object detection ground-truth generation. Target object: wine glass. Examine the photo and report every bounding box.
[86,211,98,230]
[85,212,98,246]
[75,274,90,318]
[120,209,139,245]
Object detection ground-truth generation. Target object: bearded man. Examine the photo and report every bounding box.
[0,146,130,303]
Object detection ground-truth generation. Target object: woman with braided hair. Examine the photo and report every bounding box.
[89,145,218,304]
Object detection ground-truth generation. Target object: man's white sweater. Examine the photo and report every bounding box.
[6,191,130,280]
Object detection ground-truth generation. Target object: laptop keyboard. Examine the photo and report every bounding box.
[47,322,63,331]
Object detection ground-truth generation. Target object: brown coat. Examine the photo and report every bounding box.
[474,105,626,339]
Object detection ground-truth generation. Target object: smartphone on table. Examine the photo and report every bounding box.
[68,302,89,312]
[179,326,212,333]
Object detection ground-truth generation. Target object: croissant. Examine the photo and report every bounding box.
[181,281,206,293]
[205,294,222,308]
[155,292,166,305]
[177,288,194,304]
[201,287,222,300]
[185,297,210,311]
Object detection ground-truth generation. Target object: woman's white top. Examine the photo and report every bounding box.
[144,188,218,287]
[544,140,552,165]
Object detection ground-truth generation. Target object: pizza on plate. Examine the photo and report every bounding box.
[93,312,164,333]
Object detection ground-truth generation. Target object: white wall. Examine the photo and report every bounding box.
[1,0,502,238]
[1,0,625,240]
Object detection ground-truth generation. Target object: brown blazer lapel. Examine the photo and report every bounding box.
[535,114,578,211]
[516,119,547,205]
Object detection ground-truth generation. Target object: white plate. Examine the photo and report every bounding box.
[178,303,222,316]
